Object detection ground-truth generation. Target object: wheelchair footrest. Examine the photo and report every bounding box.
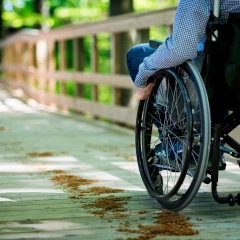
[212,192,240,206]
[220,145,240,158]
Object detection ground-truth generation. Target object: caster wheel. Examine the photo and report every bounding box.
[228,194,235,207]
[237,193,240,206]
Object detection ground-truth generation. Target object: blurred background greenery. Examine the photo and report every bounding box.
[0,0,178,104]
[2,0,177,31]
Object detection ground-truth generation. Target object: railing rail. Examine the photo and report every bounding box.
[0,7,176,126]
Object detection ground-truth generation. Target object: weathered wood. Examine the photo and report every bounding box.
[111,33,121,106]
[1,66,133,88]
[15,42,24,83]
[0,7,178,125]
[58,40,68,111]
[73,38,85,98]
[59,40,67,95]
[27,42,35,87]
[47,40,56,94]
[0,91,240,240]
[1,79,136,125]
[35,40,48,103]
[37,7,176,41]
[91,35,99,102]
[167,25,173,36]
[0,8,176,47]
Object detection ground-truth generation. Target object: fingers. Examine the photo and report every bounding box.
[135,91,147,100]
[135,83,155,100]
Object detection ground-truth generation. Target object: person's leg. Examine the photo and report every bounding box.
[126,43,156,82]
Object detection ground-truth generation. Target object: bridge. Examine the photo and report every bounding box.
[0,7,240,240]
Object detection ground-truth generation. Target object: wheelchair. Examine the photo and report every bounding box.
[135,7,240,211]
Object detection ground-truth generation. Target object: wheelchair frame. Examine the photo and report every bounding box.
[135,0,240,210]
[211,113,240,206]
[205,0,240,206]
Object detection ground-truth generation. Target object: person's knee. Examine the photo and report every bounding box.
[126,43,155,82]
[127,44,149,61]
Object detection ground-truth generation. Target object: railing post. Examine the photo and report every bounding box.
[111,33,121,105]
[59,40,66,94]
[73,38,85,98]
[91,35,98,102]
[27,42,35,89]
[36,40,48,103]
[59,39,69,112]
[15,41,24,83]
[136,29,149,43]
[48,40,56,93]
[167,25,173,36]
[6,45,13,80]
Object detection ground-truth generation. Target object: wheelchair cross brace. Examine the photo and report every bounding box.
[211,123,240,206]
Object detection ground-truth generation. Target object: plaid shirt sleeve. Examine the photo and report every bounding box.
[134,0,211,88]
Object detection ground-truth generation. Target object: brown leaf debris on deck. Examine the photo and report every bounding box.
[155,210,199,235]
[0,126,9,131]
[51,174,98,192]
[86,196,131,218]
[26,152,55,157]
[49,171,124,197]
[47,170,67,174]
[48,170,198,239]
[117,210,198,239]
[48,170,130,219]
[76,186,124,197]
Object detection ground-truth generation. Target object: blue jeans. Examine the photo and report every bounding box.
[126,43,156,82]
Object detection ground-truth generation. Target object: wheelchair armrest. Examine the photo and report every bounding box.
[149,39,163,49]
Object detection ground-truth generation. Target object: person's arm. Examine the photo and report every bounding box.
[134,0,210,88]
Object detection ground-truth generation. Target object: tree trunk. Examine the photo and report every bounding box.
[33,0,42,29]
[0,0,3,39]
[109,0,149,107]
[33,0,49,30]
[0,0,3,62]
[109,0,134,106]
[109,0,133,16]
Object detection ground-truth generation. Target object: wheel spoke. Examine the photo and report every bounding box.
[136,62,210,211]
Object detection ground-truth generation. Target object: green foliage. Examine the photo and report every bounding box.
[2,0,110,28]
[3,0,178,29]
[150,26,168,41]
[98,85,112,104]
[2,0,177,104]
[3,0,43,28]
[134,0,178,12]
[98,33,111,74]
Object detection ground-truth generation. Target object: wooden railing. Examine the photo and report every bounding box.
[0,7,176,126]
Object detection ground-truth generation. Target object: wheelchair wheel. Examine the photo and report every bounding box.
[136,61,211,211]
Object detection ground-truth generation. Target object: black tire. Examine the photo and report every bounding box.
[136,61,211,211]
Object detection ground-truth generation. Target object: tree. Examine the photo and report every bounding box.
[0,0,3,39]
[109,0,134,106]
[109,0,149,106]
[33,0,42,29]
[33,0,50,30]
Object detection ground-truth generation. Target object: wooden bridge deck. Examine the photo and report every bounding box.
[0,86,240,240]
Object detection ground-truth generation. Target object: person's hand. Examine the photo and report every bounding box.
[135,82,155,100]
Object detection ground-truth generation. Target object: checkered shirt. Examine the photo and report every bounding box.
[135,0,240,88]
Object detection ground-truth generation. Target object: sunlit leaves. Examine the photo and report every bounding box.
[54,7,107,23]
[2,0,178,28]
[134,0,178,12]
